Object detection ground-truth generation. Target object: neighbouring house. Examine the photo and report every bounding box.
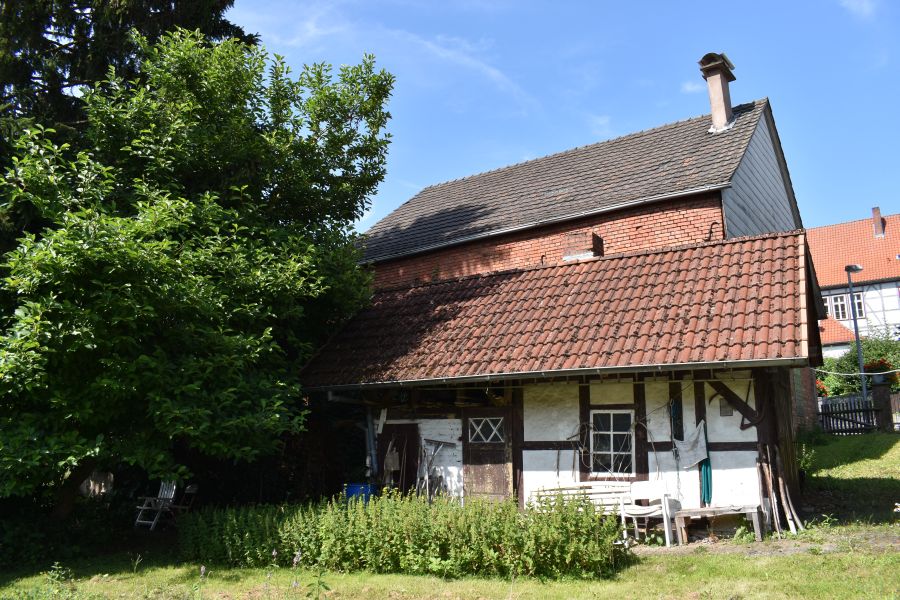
[807,207,900,358]
[302,54,823,534]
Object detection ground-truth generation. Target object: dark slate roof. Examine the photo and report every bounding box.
[303,231,812,389]
[362,99,768,263]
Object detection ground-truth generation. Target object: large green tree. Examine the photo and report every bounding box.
[0,30,392,514]
[0,1,254,249]
[0,1,252,129]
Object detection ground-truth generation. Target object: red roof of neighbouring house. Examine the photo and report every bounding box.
[806,211,900,288]
[817,318,856,346]
[302,231,815,389]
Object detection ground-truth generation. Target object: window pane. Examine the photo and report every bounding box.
[832,295,847,320]
[593,433,611,452]
[613,453,632,474]
[613,433,631,452]
[593,412,611,432]
[853,293,865,318]
[612,413,631,432]
[593,453,612,473]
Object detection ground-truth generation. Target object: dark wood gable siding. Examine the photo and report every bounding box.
[721,111,799,237]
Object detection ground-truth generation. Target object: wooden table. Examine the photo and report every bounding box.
[673,505,763,544]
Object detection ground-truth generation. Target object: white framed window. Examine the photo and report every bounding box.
[468,417,505,443]
[831,294,848,320]
[590,410,634,476]
[852,292,865,318]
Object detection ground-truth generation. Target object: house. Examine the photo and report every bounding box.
[807,207,900,358]
[302,53,822,534]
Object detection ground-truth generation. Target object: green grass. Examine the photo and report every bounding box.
[802,432,900,522]
[3,433,897,599]
[2,532,897,600]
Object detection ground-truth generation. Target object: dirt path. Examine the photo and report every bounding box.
[632,525,899,556]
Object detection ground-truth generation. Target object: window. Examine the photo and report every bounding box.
[590,410,634,475]
[468,417,504,443]
[853,292,865,318]
[831,294,848,320]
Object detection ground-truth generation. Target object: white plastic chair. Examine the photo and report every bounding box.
[135,480,177,531]
[619,480,677,547]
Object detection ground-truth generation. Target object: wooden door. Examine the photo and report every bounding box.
[463,408,512,500]
[377,423,420,493]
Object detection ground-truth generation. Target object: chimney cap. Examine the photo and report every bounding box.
[699,52,736,82]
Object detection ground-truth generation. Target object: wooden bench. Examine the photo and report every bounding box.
[532,481,632,512]
[673,505,763,544]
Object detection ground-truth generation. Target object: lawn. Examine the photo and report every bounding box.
[801,432,900,522]
[2,531,897,600]
[2,433,897,599]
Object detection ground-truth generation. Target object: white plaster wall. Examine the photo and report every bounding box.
[385,418,464,498]
[704,375,758,443]
[648,450,700,509]
[523,383,580,441]
[823,344,849,358]
[522,450,579,503]
[644,381,672,444]
[708,451,761,507]
[590,381,633,404]
[823,281,900,339]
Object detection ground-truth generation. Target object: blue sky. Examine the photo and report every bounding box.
[228,0,899,231]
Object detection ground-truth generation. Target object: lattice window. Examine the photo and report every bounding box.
[468,417,505,443]
[590,410,634,475]
[852,292,865,318]
[831,294,848,321]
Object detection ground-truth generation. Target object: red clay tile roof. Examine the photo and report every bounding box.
[817,319,856,346]
[806,212,900,288]
[362,100,767,263]
[303,231,813,389]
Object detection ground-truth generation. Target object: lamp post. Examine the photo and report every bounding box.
[845,264,867,400]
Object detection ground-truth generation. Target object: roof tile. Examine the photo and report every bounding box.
[303,231,810,388]
[362,101,767,262]
[807,212,900,287]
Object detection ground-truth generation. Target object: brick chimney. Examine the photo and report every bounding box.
[698,52,736,133]
[872,206,885,238]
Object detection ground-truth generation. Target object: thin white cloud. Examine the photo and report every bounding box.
[587,114,613,138]
[680,80,705,94]
[840,0,877,18]
[389,30,538,115]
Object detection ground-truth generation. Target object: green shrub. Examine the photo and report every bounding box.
[178,491,629,579]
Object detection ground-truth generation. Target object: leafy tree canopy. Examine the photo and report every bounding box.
[1,1,252,129]
[0,29,393,502]
[0,1,254,249]
[818,328,900,396]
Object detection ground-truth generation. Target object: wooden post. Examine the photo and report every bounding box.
[872,380,893,433]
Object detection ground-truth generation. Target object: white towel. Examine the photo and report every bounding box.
[674,420,708,469]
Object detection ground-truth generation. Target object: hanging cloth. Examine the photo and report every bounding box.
[674,420,709,468]
[700,457,713,505]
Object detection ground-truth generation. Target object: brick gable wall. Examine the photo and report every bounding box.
[372,193,724,289]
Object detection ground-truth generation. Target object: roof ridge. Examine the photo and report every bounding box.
[807,212,900,231]
[375,229,803,294]
[408,99,766,195]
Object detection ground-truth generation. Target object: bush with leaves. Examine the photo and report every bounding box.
[0,30,393,514]
[817,329,900,396]
[179,492,629,580]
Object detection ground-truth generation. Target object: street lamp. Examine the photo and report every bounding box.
[845,264,867,400]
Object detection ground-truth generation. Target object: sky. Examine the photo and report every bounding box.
[227,0,900,231]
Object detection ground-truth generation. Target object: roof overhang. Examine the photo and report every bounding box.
[306,357,808,392]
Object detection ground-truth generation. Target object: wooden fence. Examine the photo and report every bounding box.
[817,394,878,434]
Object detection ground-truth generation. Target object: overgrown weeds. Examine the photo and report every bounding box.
[178,491,630,580]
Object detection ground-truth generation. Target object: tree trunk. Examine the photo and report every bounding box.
[51,459,97,521]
